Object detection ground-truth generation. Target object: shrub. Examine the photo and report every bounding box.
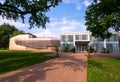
[70,47,76,53]
[55,46,60,57]
[63,45,70,52]
[101,47,109,53]
[86,46,95,53]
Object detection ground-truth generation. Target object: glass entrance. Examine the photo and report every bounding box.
[76,44,88,52]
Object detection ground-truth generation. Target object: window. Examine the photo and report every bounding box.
[96,37,103,41]
[107,34,118,42]
[61,35,66,42]
[68,35,73,42]
[75,35,79,40]
[75,34,88,40]
[82,35,88,40]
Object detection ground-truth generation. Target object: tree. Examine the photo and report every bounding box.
[12,30,24,37]
[0,23,24,49]
[26,33,37,38]
[85,0,120,39]
[55,46,60,57]
[0,0,61,29]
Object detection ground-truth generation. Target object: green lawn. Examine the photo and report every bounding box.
[0,50,55,74]
[88,57,120,82]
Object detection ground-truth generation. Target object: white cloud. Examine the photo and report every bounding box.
[63,0,92,10]
[35,29,54,37]
[83,0,91,7]
[41,17,86,37]
[0,17,87,38]
[28,17,86,38]
[0,17,29,29]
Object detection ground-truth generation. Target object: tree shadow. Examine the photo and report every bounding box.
[88,59,104,69]
[0,53,87,82]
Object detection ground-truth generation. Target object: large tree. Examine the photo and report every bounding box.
[85,0,120,39]
[0,0,61,28]
[0,23,24,49]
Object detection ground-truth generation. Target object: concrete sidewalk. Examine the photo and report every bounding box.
[0,53,88,82]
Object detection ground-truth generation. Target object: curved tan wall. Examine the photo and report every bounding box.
[9,37,26,50]
[26,47,56,52]
[9,34,60,52]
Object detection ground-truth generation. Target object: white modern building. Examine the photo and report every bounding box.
[60,32,119,53]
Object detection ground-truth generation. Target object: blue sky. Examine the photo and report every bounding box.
[0,0,92,38]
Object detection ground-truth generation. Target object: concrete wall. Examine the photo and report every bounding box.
[9,36,26,50]
[26,47,56,52]
[9,34,33,50]
[9,34,60,52]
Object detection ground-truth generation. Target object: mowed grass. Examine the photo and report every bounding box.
[0,50,55,74]
[88,57,120,82]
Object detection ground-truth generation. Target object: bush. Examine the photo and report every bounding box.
[70,47,76,53]
[55,46,60,57]
[63,45,70,52]
[101,48,109,53]
[86,46,96,53]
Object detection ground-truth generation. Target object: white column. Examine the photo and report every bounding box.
[73,35,76,47]
[88,34,90,41]
[104,39,107,48]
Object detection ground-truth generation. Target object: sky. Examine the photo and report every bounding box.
[0,0,92,38]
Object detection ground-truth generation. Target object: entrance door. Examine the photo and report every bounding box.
[76,44,87,52]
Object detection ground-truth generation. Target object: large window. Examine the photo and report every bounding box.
[82,35,88,40]
[61,35,73,42]
[96,37,103,41]
[107,34,118,42]
[107,43,119,53]
[75,34,88,40]
[68,35,73,42]
[75,35,79,40]
[61,35,66,42]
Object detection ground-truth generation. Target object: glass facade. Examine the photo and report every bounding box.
[75,35,79,40]
[92,42,119,53]
[61,32,119,53]
[61,35,73,42]
[82,35,88,40]
[68,35,73,42]
[75,34,88,40]
[107,34,118,42]
[107,43,119,53]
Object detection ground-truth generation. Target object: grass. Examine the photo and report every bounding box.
[88,57,120,82]
[0,50,55,74]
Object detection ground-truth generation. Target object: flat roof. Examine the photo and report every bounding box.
[61,31,118,35]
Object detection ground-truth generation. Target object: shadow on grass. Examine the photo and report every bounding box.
[88,58,104,69]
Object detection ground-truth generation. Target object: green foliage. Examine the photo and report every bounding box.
[101,47,109,53]
[12,30,24,37]
[88,58,120,82]
[85,0,120,39]
[26,33,37,38]
[0,50,55,74]
[0,23,24,49]
[0,0,61,28]
[70,47,76,53]
[63,45,70,52]
[86,46,95,53]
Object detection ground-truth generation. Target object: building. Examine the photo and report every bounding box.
[60,32,119,53]
[118,32,120,52]
[9,34,60,52]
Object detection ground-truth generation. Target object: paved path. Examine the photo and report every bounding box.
[0,53,88,82]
